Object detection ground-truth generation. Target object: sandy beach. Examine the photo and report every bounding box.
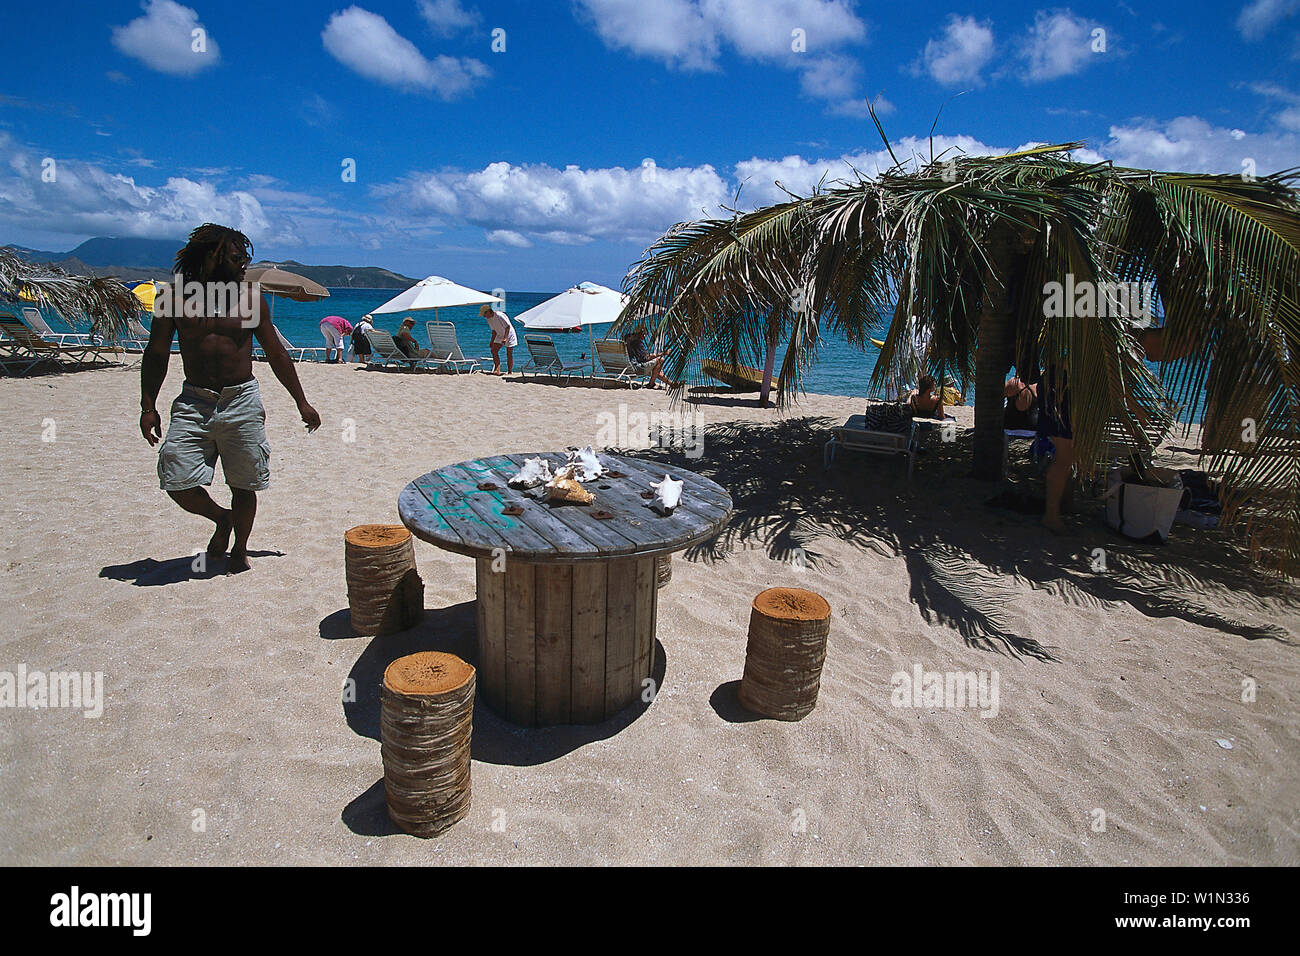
[1,356,1297,866]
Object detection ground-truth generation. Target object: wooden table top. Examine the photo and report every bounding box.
[398,451,733,563]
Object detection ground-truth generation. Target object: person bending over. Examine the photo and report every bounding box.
[480,304,516,375]
[140,223,321,573]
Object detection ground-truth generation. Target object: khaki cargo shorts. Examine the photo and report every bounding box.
[157,379,270,492]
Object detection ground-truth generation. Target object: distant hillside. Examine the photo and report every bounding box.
[69,237,185,268]
[249,259,416,290]
[3,238,416,289]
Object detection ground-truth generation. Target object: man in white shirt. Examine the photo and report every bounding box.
[480,304,517,375]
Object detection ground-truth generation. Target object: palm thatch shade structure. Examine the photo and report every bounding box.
[619,130,1300,573]
[0,247,141,340]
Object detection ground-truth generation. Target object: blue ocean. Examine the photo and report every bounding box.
[35,286,1198,419]
[39,287,887,399]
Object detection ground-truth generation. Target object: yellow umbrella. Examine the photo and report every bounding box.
[129,281,158,312]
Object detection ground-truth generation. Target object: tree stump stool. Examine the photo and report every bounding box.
[380,652,475,838]
[345,524,424,636]
[656,553,672,589]
[738,588,831,721]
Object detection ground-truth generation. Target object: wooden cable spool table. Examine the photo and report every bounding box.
[398,452,733,727]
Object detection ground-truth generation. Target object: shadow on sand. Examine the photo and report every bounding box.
[331,601,668,836]
[99,550,284,585]
[606,416,1294,659]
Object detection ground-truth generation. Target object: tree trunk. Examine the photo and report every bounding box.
[759,326,779,406]
[971,243,1020,481]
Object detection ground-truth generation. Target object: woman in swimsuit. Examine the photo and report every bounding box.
[1003,376,1038,430]
[1036,365,1074,534]
[907,374,944,418]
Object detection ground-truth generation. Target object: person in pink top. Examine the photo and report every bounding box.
[319,314,353,364]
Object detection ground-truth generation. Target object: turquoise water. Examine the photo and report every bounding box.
[36,287,886,400]
[29,287,1204,420]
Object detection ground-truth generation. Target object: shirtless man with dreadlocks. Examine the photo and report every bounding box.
[140,223,321,572]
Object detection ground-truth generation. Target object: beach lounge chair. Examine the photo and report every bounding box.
[424,320,482,373]
[365,328,425,369]
[521,334,589,378]
[21,307,93,346]
[594,339,651,387]
[273,326,328,362]
[824,413,917,478]
[0,312,123,373]
[119,315,154,352]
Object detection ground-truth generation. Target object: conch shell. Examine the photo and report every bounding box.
[565,445,604,482]
[650,474,683,514]
[546,465,595,505]
[508,456,553,489]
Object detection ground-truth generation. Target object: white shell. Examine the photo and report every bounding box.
[565,445,605,482]
[545,464,577,488]
[650,474,683,514]
[508,457,553,488]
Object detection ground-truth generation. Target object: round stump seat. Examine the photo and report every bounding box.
[345,524,424,636]
[738,587,831,721]
[380,652,475,838]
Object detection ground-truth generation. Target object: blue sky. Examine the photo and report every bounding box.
[1,0,1297,289]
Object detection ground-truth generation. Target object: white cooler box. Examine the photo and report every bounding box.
[1105,468,1184,543]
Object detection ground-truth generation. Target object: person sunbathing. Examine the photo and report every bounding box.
[395,318,429,365]
[906,375,944,418]
[624,328,681,388]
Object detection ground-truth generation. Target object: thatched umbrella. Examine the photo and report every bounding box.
[0,247,140,340]
[622,129,1300,573]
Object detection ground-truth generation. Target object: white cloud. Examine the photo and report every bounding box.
[1237,0,1299,40]
[321,6,489,97]
[111,0,220,77]
[575,0,871,113]
[486,229,532,247]
[1019,9,1106,82]
[418,0,479,35]
[0,132,282,244]
[1250,81,1300,130]
[576,0,718,70]
[377,160,731,245]
[380,122,1294,249]
[918,15,996,87]
[1098,116,1300,174]
[733,135,1030,206]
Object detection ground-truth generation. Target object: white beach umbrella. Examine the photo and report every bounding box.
[516,281,639,360]
[370,275,502,317]
[515,281,628,330]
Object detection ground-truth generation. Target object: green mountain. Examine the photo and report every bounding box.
[249,259,416,289]
[3,238,416,289]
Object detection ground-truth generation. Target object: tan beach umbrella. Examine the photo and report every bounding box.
[244,266,330,302]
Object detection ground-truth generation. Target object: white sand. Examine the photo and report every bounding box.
[1,356,1296,865]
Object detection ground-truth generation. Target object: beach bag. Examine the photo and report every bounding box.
[863,402,913,434]
[352,328,370,353]
[1105,468,1183,544]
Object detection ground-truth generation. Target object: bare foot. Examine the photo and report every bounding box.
[207,511,233,556]
[226,547,251,574]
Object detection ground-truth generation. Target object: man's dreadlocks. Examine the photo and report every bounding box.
[173,223,253,281]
